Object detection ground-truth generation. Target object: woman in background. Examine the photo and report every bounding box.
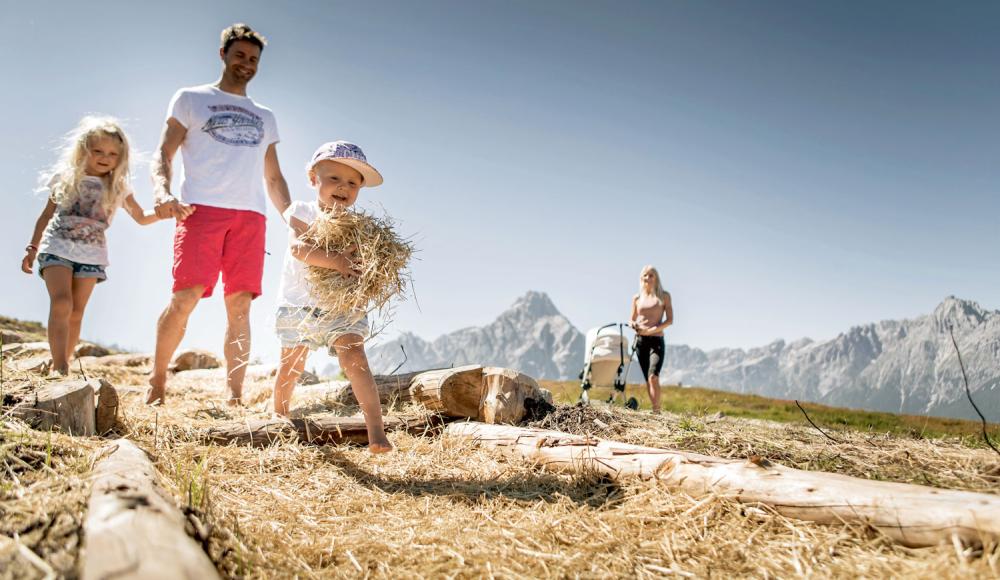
[629,265,673,413]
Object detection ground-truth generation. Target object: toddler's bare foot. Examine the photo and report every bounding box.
[146,375,166,406]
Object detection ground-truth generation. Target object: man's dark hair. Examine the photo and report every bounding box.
[220,23,267,54]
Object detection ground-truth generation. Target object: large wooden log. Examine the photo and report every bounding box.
[326,366,550,424]
[410,365,485,417]
[204,413,443,447]
[324,370,428,407]
[13,379,96,436]
[445,422,1000,548]
[81,439,219,579]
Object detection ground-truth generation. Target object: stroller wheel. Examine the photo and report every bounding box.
[626,397,639,410]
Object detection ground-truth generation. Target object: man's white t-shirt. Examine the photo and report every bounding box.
[166,84,279,215]
[277,200,322,307]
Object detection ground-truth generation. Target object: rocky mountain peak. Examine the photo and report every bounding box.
[505,291,561,320]
[933,296,987,328]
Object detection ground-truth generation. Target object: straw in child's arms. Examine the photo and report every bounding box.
[302,207,414,320]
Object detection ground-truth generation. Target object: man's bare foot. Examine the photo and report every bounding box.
[146,375,167,406]
[368,435,393,454]
[226,390,243,407]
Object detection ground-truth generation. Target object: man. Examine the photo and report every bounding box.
[147,23,291,405]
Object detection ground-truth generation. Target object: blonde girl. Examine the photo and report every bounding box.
[20,116,184,375]
[629,265,674,412]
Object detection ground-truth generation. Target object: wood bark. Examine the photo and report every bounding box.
[81,438,219,580]
[13,379,96,436]
[204,413,443,447]
[445,422,1000,548]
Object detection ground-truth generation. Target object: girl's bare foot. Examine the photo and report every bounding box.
[146,375,166,405]
[226,389,243,407]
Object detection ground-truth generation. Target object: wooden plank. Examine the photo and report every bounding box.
[204,413,444,448]
[81,439,219,579]
[445,421,1000,549]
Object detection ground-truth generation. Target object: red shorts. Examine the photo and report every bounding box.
[172,204,266,299]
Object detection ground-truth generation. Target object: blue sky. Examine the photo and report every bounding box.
[2,1,998,369]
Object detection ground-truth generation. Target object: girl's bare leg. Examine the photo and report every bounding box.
[67,277,97,365]
[648,375,661,413]
[333,334,392,453]
[42,266,74,375]
[274,345,309,417]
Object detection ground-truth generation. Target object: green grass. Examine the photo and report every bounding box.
[540,380,999,443]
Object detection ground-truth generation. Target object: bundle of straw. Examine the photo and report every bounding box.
[302,208,414,326]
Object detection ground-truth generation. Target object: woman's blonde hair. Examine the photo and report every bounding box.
[639,265,668,304]
[41,116,131,213]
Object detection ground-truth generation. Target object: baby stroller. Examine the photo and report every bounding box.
[578,322,639,409]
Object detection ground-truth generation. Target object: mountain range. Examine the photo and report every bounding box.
[367,292,1000,421]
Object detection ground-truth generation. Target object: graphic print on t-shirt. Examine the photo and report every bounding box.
[50,179,110,245]
[201,104,264,147]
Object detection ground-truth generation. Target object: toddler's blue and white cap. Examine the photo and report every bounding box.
[309,141,383,187]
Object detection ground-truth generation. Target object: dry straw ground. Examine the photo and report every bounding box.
[2,359,999,579]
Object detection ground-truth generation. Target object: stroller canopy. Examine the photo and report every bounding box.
[584,325,630,365]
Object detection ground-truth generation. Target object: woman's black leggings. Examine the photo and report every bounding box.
[636,335,665,381]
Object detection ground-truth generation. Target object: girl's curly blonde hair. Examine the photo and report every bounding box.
[41,116,131,213]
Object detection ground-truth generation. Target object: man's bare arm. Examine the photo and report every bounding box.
[152,119,188,218]
[264,143,292,218]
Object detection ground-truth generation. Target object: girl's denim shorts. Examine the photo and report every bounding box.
[37,253,107,282]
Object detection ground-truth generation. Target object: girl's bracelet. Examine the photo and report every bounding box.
[25,244,38,252]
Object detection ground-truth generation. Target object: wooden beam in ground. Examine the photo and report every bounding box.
[445,421,1000,549]
[13,379,97,436]
[80,438,219,580]
[204,413,444,447]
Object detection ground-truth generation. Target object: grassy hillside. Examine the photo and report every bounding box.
[541,380,1000,447]
[2,314,999,578]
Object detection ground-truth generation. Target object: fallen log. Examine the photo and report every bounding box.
[81,439,219,579]
[445,421,1000,548]
[327,366,550,424]
[13,379,96,436]
[204,413,443,447]
[324,370,429,407]
[410,365,485,417]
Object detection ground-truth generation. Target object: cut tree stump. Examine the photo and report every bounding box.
[81,439,219,580]
[204,413,443,447]
[95,379,119,434]
[445,421,1000,549]
[13,379,97,436]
